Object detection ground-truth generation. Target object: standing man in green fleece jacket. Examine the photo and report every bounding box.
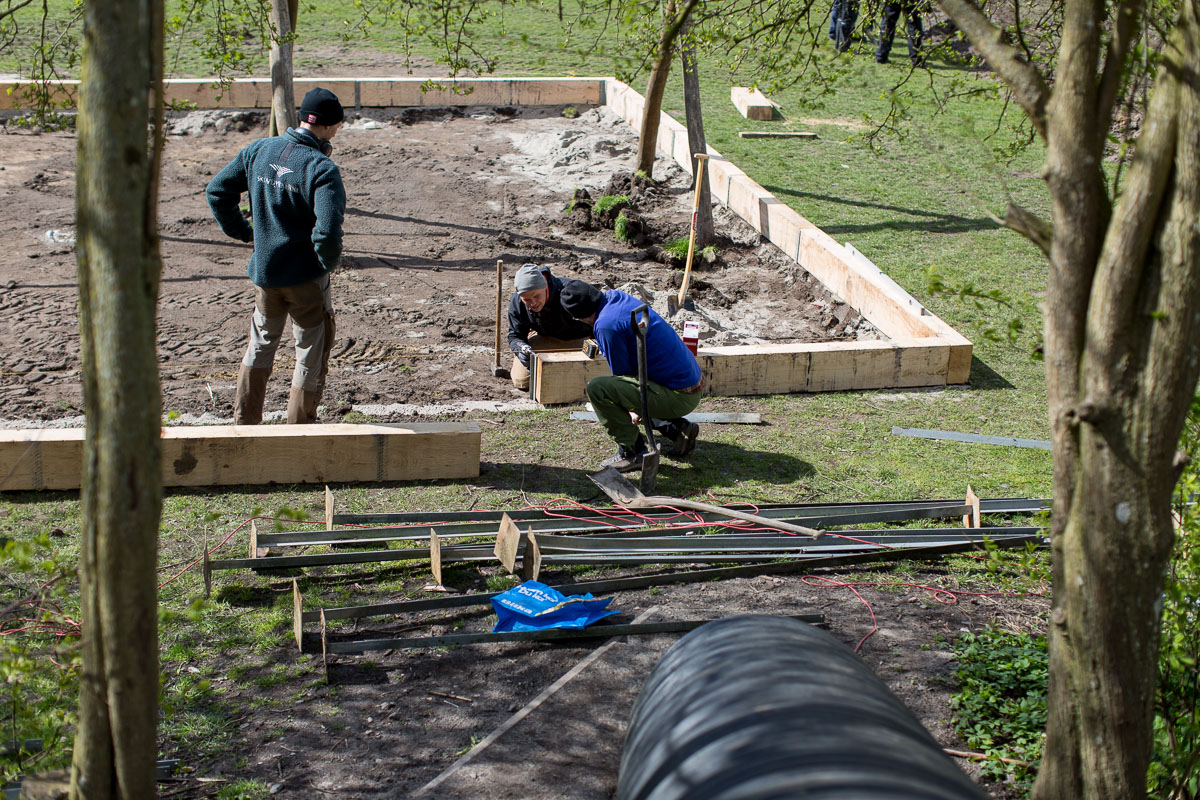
[207,87,347,424]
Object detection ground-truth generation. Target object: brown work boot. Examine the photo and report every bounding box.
[234,365,272,425]
[286,386,322,424]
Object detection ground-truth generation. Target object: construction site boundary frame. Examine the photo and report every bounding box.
[0,75,971,404]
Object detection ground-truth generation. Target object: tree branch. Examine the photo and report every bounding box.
[1095,0,1144,153]
[0,0,35,23]
[1004,202,1053,257]
[935,0,1052,139]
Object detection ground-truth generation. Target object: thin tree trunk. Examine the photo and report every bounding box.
[680,36,713,250]
[70,0,164,795]
[635,0,700,177]
[268,0,298,137]
[1033,3,1200,797]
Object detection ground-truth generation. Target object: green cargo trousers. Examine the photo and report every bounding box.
[587,375,702,448]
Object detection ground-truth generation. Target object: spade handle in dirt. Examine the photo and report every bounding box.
[673,153,710,314]
[631,305,661,493]
[589,466,822,540]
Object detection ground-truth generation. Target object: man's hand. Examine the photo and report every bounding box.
[514,341,533,368]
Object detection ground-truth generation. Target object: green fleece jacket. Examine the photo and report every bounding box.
[206,127,346,289]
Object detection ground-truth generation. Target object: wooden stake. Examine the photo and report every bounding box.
[494,512,522,574]
[292,579,304,653]
[964,486,981,528]
[324,484,334,529]
[521,529,542,582]
[202,538,212,598]
[320,608,329,683]
[493,259,504,375]
[429,529,443,587]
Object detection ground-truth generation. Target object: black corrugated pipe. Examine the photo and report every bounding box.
[617,614,989,800]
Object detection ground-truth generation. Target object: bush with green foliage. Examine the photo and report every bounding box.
[1148,398,1200,800]
[950,626,1048,791]
[0,534,79,785]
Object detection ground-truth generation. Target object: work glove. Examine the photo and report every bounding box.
[514,342,533,368]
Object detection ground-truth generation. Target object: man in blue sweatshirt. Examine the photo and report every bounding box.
[560,280,703,472]
[207,87,347,424]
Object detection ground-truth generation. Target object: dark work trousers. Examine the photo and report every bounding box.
[830,0,859,52]
[876,1,924,63]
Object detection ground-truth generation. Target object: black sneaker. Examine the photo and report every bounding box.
[665,419,700,457]
[600,436,647,473]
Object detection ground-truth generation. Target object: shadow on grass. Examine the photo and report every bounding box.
[762,184,996,236]
[969,356,1016,390]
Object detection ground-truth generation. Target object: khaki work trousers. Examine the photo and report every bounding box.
[586,375,702,448]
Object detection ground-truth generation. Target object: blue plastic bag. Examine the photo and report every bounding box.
[491,580,618,633]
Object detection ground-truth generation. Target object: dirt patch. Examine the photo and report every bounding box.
[0,105,875,426]
[186,564,1044,800]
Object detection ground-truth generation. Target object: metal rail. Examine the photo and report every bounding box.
[262,499,1049,549]
[323,614,824,655]
[213,527,1040,572]
[295,532,1045,627]
[329,496,1049,527]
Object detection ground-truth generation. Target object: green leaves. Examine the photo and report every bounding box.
[950,627,1047,788]
[1149,399,1200,798]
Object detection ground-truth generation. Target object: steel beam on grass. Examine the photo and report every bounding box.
[533,529,1037,553]
[892,427,1053,450]
[268,500,1034,549]
[322,614,825,655]
[295,531,1044,630]
[330,496,1048,527]
[214,526,1038,573]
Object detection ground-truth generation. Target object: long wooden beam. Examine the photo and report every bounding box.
[0,77,606,112]
[0,422,481,491]
[534,337,962,404]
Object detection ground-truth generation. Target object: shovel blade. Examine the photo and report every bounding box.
[588,466,645,506]
[639,451,660,495]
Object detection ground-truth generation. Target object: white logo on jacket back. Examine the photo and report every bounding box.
[269,163,294,178]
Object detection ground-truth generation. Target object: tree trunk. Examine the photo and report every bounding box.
[267,0,298,137]
[70,0,164,796]
[635,0,699,177]
[1032,3,1200,798]
[680,36,713,250]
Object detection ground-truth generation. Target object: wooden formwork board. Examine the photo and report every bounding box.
[535,338,961,404]
[0,77,606,112]
[0,422,481,491]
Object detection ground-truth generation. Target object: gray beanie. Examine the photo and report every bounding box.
[514,263,548,293]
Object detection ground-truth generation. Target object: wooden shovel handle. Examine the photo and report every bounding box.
[649,495,823,539]
[676,154,709,308]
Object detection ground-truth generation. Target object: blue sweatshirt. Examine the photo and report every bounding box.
[592,290,701,390]
[206,127,346,289]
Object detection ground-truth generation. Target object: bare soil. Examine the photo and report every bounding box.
[0,104,875,427]
[186,564,1044,800]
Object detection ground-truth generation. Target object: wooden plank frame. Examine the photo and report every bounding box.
[0,75,970,404]
[537,79,972,404]
[0,422,481,491]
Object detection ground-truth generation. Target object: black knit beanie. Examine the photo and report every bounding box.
[560,280,605,319]
[299,88,345,126]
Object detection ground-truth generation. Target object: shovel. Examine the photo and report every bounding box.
[589,466,823,540]
[632,304,660,494]
[667,153,709,318]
